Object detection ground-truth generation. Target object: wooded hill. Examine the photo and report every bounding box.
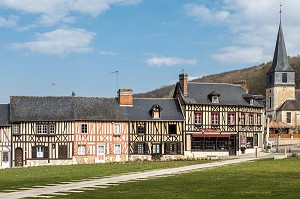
[135,55,300,98]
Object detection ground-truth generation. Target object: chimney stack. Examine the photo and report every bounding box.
[179,73,188,96]
[118,89,133,106]
[235,80,248,93]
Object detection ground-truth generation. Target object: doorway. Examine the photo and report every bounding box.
[15,148,23,167]
[229,136,237,156]
[97,145,105,163]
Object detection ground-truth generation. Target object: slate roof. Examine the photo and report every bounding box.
[277,89,300,111]
[10,96,74,122]
[72,97,128,121]
[0,104,10,126]
[180,82,263,107]
[267,22,294,74]
[127,98,184,121]
[9,96,184,122]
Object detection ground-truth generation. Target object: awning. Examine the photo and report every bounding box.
[192,134,231,138]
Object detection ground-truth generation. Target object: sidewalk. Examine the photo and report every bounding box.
[0,152,273,199]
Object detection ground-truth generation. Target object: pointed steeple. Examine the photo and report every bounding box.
[267,22,294,74]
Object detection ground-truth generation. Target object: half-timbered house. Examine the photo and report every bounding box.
[126,93,185,161]
[174,73,264,158]
[0,104,11,168]
[72,95,129,164]
[10,96,74,167]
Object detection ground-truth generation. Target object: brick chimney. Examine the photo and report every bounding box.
[235,80,248,93]
[118,89,133,106]
[179,73,188,96]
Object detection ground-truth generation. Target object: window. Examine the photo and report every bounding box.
[250,98,254,105]
[114,124,120,134]
[194,112,202,125]
[58,145,68,159]
[282,73,287,83]
[168,124,177,135]
[2,152,8,162]
[137,124,145,135]
[246,137,253,148]
[78,145,86,155]
[32,146,49,159]
[114,144,121,154]
[269,97,272,109]
[217,139,228,151]
[81,124,88,134]
[257,114,261,125]
[211,112,219,126]
[191,138,204,151]
[153,111,160,119]
[37,146,44,158]
[254,134,258,146]
[249,114,254,125]
[13,124,20,134]
[37,124,48,134]
[152,144,160,154]
[37,123,55,134]
[137,143,145,154]
[49,124,55,134]
[240,113,245,125]
[286,112,291,123]
[212,96,219,103]
[227,112,235,125]
[205,140,215,150]
[170,144,177,154]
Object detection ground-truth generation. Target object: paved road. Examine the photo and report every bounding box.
[0,152,273,199]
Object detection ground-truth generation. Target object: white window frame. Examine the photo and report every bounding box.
[13,124,20,134]
[211,112,219,125]
[114,144,121,154]
[152,144,160,154]
[78,145,86,155]
[114,124,121,134]
[227,113,235,125]
[212,96,219,103]
[194,112,202,125]
[49,124,55,134]
[37,124,48,134]
[36,146,44,158]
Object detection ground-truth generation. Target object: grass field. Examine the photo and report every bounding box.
[53,158,300,199]
[0,159,211,191]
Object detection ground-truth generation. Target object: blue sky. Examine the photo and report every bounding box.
[1,0,300,103]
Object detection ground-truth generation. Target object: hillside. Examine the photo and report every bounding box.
[135,55,300,98]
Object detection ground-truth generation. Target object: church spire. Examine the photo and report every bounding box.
[267,5,294,74]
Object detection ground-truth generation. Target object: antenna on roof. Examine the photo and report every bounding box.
[52,82,56,96]
[111,70,119,92]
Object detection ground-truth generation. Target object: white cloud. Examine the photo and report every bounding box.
[184,0,300,65]
[0,15,19,27]
[184,3,229,23]
[212,46,266,64]
[146,56,197,67]
[99,50,118,56]
[0,0,141,25]
[11,28,95,56]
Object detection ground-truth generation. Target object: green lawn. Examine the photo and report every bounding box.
[0,160,211,191]
[53,158,300,199]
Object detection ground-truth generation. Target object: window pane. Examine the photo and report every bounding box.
[114,144,121,154]
[115,124,120,134]
[78,145,86,155]
[81,124,87,133]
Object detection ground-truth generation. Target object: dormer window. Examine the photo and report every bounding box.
[208,91,220,104]
[212,96,219,103]
[250,98,254,105]
[150,104,163,119]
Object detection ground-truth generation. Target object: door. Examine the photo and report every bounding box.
[229,136,237,156]
[15,148,23,167]
[97,145,105,163]
[2,152,10,168]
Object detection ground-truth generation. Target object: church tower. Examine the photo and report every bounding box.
[266,17,295,119]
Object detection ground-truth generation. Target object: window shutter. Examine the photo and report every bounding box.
[165,143,170,155]
[44,146,49,158]
[32,146,37,158]
[144,143,149,154]
[177,142,182,154]
[134,143,138,154]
